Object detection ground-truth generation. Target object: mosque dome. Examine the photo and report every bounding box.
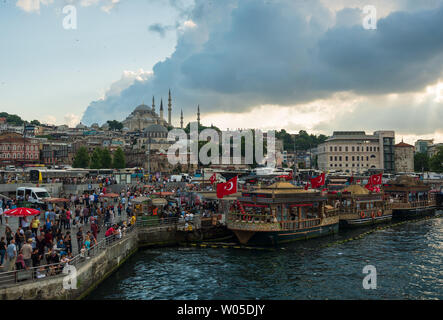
[145,124,168,133]
[134,104,151,113]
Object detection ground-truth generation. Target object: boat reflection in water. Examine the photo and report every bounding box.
[227,181,339,246]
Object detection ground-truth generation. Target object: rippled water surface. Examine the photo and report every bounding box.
[88,217,443,300]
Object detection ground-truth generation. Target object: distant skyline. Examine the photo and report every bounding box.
[1,0,443,146]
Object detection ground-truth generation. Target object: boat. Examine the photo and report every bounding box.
[383,176,437,220]
[328,185,392,228]
[226,180,339,246]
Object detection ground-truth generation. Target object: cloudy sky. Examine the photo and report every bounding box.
[1,0,443,144]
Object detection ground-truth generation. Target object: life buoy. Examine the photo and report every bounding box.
[371,211,375,219]
[377,210,382,217]
[360,211,365,219]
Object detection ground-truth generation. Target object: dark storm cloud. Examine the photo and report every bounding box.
[82,0,443,126]
[148,23,171,38]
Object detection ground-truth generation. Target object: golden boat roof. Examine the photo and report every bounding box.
[253,181,318,194]
[340,184,370,195]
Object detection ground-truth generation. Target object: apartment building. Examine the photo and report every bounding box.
[317,131,395,173]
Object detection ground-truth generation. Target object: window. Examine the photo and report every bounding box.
[352,156,355,161]
[352,146,355,152]
[330,156,333,161]
[330,146,333,152]
[339,146,342,152]
[334,156,337,161]
[366,156,369,161]
[366,146,369,152]
[345,146,348,152]
[357,146,360,152]
[334,146,337,152]
[345,156,348,161]
[339,156,342,161]
[357,156,360,161]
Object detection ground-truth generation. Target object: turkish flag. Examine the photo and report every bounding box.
[304,183,310,190]
[369,173,382,185]
[310,173,325,189]
[349,176,354,184]
[217,176,238,199]
[365,182,374,192]
[209,173,217,184]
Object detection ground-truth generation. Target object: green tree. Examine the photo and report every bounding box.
[0,112,24,126]
[90,147,103,169]
[429,146,443,173]
[107,120,123,131]
[112,147,126,169]
[414,152,430,172]
[72,146,90,168]
[30,120,41,126]
[101,148,112,168]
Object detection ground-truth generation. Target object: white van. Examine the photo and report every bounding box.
[16,187,50,204]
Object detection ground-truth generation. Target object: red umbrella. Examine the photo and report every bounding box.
[4,207,41,217]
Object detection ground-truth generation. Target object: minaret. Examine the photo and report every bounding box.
[180,109,183,129]
[197,105,200,127]
[152,96,155,113]
[160,98,164,120]
[168,89,172,126]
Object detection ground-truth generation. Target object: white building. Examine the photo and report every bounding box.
[317,131,395,174]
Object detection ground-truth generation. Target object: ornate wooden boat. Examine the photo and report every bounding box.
[383,176,437,220]
[226,181,339,246]
[328,185,392,229]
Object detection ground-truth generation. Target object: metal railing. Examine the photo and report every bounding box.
[0,225,136,288]
[391,199,436,209]
[135,216,179,228]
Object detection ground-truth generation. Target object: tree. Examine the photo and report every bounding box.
[112,147,126,169]
[72,146,90,168]
[30,120,41,126]
[107,120,123,131]
[0,112,24,126]
[429,146,443,173]
[101,148,112,169]
[414,152,430,172]
[90,147,103,169]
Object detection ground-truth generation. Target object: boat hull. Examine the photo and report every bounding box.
[392,206,436,221]
[339,213,392,229]
[231,222,339,246]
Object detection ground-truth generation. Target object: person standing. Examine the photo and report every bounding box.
[31,216,40,235]
[90,221,98,241]
[22,238,33,268]
[76,227,83,254]
[6,239,17,268]
[5,226,13,245]
[66,209,71,230]
[0,237,6,266]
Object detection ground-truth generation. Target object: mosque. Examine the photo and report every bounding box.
[121,89,192,132]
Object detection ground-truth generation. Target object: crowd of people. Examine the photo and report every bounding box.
[0,174,230,277]
[0,186,138,275]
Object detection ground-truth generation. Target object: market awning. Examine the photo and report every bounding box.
[100,193,120,198]
[152,198,167,206]
[43,197,70,203]
[132,196,151,203]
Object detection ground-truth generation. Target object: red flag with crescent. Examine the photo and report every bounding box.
[310,173,325,189]
[209,173,217,184]
[369,173,382,185]
[217,176,238,199]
